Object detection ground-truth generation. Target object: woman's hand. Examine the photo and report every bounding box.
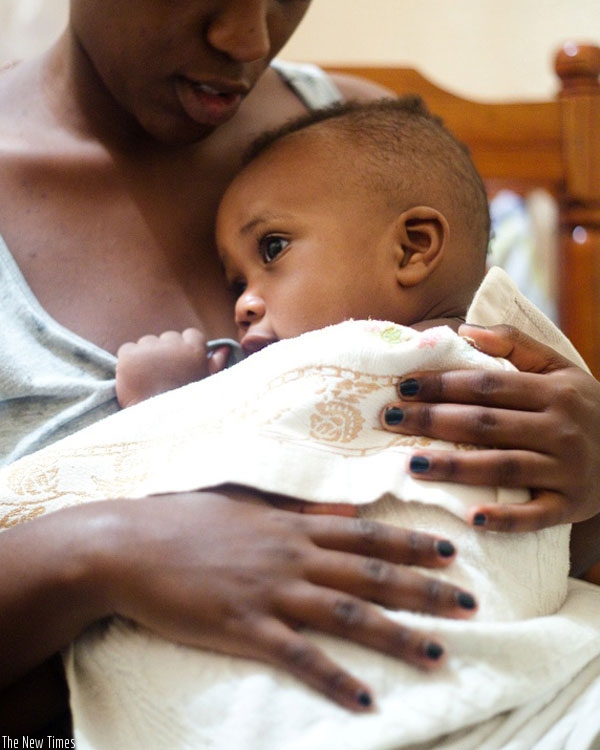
[380,324,600,537]
[0,489,475,725]
[100,488,476,712]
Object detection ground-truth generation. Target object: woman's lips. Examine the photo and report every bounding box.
[175,77,246,127]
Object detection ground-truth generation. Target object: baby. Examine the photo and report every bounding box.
[4,97,599,749]
[115,96,490,406]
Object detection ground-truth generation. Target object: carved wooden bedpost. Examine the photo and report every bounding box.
[555,43,600,376]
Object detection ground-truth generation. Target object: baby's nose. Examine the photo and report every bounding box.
[235,292,266,329]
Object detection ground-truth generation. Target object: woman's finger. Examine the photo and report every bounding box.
[252,617,379,712]
[381,402,558,449]
[458,324,578,374]
[299,513,459,569]
[237,486,458,569]
[391,368,555,411]
[273,583,450,670]
[465,490,571,532]
[298,547,475,615]
[402,449,562,489]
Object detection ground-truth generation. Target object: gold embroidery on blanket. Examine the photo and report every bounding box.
[0,362,467,528]
[237,365,438,455]
[310,401,364,443]
[1,504,47,529]
[1,443,153,528]
[7,460,61,499]
[1,461,61,528]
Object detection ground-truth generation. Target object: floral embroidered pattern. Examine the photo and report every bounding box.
[379,325,408,345]
[310,401,364,443]
[0,320,485,529]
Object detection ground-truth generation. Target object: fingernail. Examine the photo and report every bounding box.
[399,378,419,397]
[384,406,404,425]
[356,690,373,708]
[473,513,487,526]
[424,641,444,660]
[409,455,430,473]
[436,540,455,558]
[457,591,476,610]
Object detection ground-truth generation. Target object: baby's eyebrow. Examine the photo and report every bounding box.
[239,217,263,235]
[239,212,293,236]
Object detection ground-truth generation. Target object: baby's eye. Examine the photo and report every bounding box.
[259,235,289,263]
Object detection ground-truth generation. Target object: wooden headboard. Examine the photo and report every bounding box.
[327,42,600,376]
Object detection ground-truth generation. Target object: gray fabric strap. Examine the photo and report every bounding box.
[271,59,343,109]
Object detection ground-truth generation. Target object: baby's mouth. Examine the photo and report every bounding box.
[240,332,278,356]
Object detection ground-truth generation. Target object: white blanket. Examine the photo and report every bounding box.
[1,267,599,748]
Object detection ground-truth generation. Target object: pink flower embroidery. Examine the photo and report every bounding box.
[417,332,440,349]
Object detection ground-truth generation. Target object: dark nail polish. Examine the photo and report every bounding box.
[399,378,420,397]
[409,455,430,473]
[457,591,476,610]
[357,690,372,708]
[473,513,487,526]
[425,641,444,660]
[436,540,455,558]
[384,406,404,425]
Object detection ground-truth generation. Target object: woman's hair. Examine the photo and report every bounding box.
[245,96,491,264]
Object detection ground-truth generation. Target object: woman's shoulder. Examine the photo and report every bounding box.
[270,58,394,109]
[236,61,394,148]
[326,71,395,102]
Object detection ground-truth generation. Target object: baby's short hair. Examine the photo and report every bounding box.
[245,96,490,262]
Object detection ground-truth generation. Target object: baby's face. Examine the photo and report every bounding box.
[216,131,401,354]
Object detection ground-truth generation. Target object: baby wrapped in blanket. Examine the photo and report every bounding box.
[2,312,600,749]
[3,98,600,748]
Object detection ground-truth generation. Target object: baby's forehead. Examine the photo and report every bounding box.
[234,129,349,195]
[220,127,380,229]
[248,124,344,170]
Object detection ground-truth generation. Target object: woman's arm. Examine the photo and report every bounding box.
[0,488,476,722]
[380,324,600,573]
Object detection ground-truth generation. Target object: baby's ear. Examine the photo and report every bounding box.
[394,206,449,287]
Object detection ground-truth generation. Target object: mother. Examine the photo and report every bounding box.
[1,0,599,734]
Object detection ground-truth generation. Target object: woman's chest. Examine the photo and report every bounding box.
[0,156,237,353]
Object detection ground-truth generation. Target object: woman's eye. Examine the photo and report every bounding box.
[259,235,289,263]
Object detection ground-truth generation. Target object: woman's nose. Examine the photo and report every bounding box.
[206,0,271,63]
[235,292,266,329]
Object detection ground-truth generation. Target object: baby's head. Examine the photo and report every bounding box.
[216,97,490,354]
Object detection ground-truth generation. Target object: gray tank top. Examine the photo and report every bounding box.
[0,234,119,466]
[0,61,342,466]
[271,60,343,109]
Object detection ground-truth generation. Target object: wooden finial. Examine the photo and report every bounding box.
[555,42,600,93]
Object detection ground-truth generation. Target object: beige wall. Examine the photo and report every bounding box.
[0,0,67,62]
[1,0,598,101]
[281,0,600,100]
